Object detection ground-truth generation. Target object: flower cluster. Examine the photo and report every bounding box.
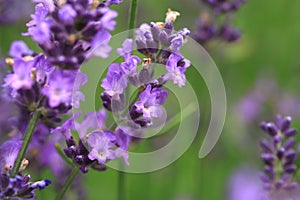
[193,0,248,45]
[101,9,190,132]
[53,110,130,173]
[260,115,300,199]
[4,41,87,129]
[24,0,119,70]
[0,139,51,199]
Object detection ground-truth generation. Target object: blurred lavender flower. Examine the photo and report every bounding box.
[228,168,267,200]
[260,115,300,200]
[201,0,247,14]
[235,78,300,126]
[23,0,119,70]
[193,0,247,46]
[0,0,32,24]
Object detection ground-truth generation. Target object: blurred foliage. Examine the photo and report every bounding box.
[1,0,300,199]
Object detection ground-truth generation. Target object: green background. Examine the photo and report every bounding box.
[1,0,300,199]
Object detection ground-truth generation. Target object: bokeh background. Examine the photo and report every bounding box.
[1,0,300,199]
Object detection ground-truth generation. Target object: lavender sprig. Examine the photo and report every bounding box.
[0,139,51,199]
[260,115,300,198]
[23,0,118,70]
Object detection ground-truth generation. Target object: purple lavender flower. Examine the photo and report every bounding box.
[55,111,130,173]
[101,63,128,97]
[129,84,168,127]
[87,131,117,164]
[193,0,246,46]
[260,115,300,199]
[0,139,51,198]
[0,139,22,171]
[193,17,218,44]
[117,39,135,59]
[9,41,33,58]
[135,9,190,64]
[24,1,120,70]
[42,69,75,107]
[0,173,51,199]
[164,53,190,87]
[4,58,34,90]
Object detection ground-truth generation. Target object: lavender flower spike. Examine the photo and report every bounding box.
[260,115,300,199]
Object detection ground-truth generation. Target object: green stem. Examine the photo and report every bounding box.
[118,170,126,200]
[55,167,80,200]
[11,110,40,177]
[128,0,138,38]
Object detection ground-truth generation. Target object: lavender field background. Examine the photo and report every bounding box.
[1,0,300,199]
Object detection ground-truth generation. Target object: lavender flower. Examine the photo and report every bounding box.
[53,111,130,173]
[0,139,51,199]
[100,9,190,132]
[201,0,248,14]
[260,115,300,199]
[193,0,247,46]
[24,1,119,70]
[4,42,87,130]
[135,9,190,64]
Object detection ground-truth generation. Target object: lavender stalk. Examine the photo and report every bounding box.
[11,109,40,177]
[55,167,80,200]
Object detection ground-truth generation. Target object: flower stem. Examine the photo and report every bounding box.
[11,110,40,177]
[118,170,126,200]
[55,167,80,200]
[128,0,138,38]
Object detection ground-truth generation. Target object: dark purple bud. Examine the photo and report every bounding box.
[284,129,297,137]
[275,179,284,189]
[64,148,73,158]
[261,153,274,165]
[265,123,278,136]
[75,155,84,165]
[80,166,88,173]
[276,147,285,160]
[284,138,296,150]
[66,137,76,147]
[260,139,273,153]
[22,174,30,184]
[260,122,268,131]
[273,135,282,144]
[281,116,292,132]
[284,164,297,174]
[101,92,112,111]
[283,182,299,190]
[259,172,270,183]
[0,174,9,189]
[284,150,297,165]
[264,165,275,179]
